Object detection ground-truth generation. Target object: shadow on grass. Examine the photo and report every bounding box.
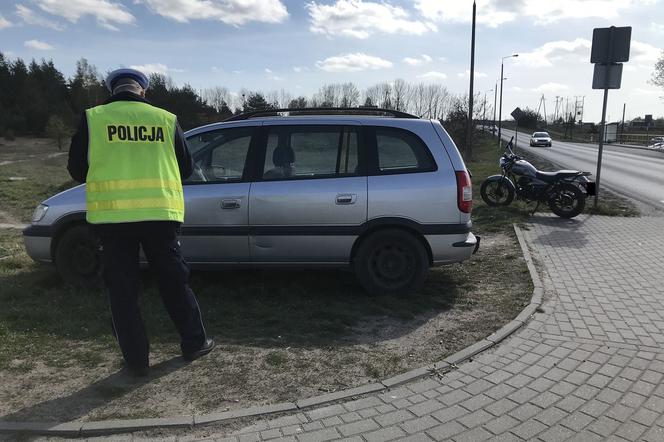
[0,263,461,352]
[0,356,184,423]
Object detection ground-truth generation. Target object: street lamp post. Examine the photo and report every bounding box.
[493,80,498,134]
[497,53,518,147]
[483,89,493,125]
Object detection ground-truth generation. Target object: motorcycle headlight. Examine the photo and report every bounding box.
[32,204,49,223]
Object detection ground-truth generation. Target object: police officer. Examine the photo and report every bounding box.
[68,68,214,376]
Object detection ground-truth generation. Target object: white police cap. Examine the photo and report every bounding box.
[105,68,150,92]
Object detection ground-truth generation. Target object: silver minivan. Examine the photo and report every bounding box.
[23,109,478,295]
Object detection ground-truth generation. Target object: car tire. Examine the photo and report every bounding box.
[354,229,429,296]
[55,224,102,287]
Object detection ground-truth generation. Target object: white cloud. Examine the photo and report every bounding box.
[211,66,224,73]
[264,68,273,73]
[652,22,664,33]
[129,63,184,75]
[293,66,310,72]
[307,0,436,39]
[633,87,661,95]
[232,70,244,74]
[457,70,488,78]
[140,0,288,25]
[533,82,570,93]
[403,54,433,66]
[270,75,284,81]
[415,0,517,27]
[16,5,65,30]
[34,0,134,29]
[631,40,662,62]
[316,52,392,72]
[417,71,448,81]
[521,0,656,24]
[24,39,53,50]
[416,0,656,27]
[0,14,14,29]
[517,38,591,68]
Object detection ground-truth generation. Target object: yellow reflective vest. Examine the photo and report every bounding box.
[85,100,184,224]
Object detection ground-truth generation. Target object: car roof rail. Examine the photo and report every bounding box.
[223,107,420,122]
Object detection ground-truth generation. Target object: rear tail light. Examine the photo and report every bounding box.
[456,170,472,213]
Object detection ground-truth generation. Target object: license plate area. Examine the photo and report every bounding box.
[585,182,596,196]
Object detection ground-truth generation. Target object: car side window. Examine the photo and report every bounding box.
[262,126,359,180]
[185,127,252,183]
[375,127,435,173]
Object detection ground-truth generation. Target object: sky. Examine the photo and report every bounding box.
[0,0,663,122]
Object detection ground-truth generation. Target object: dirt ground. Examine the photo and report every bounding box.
[0,230,531,423]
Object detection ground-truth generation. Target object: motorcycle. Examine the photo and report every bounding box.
[480,137,596,218]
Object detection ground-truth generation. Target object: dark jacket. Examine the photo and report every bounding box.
[67,92,193,183]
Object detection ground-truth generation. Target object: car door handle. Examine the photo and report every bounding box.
[335,193,357,205]
[221,199,241,209]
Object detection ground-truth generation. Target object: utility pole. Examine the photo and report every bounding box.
[465,1,477,159]
[498,54,518,147]
[493,81,498,135]
[620,103,626,142]
[543,95,547,125]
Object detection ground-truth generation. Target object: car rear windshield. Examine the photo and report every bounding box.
[534,132,549,137]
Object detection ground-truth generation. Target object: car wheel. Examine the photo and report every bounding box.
[55,224,101,287]
[354,229,429,296]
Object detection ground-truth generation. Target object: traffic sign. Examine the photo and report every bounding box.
[591,26,631,63]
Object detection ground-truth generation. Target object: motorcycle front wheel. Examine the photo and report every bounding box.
[547,183,585,218]
[481,178,515,206]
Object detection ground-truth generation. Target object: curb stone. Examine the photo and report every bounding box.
[0,224,542,437]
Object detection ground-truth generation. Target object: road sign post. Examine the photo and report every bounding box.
[511,107,523,147]
[591,26,631,208]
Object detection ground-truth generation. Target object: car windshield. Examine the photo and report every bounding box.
[534,132,549,137]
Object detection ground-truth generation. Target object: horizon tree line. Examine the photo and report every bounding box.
[0,52,501,152]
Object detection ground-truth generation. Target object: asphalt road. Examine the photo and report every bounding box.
[497,128,664,211]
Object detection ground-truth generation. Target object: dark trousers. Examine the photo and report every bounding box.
[95,221,206,369]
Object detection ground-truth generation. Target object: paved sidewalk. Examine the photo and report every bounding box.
[180,214,664,442]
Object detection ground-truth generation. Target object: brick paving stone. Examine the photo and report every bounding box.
[295,427,341,442]
[337,419,380,437]
[537,424,576,442]
[509,419,547,439]
[451,426,493,442]
[362,425,406,442]
[482,415,520,435]
[456,409,494,428]
[408,399,445,417]
[374,409,414,427]
[426,421,466,440]
[399,415,439,434]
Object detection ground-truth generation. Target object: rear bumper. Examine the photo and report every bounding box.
[428,232,478,265]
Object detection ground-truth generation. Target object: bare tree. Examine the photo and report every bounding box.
[340,82,360,107]
[392,79,410,111]
[410,83,426,117]
[202,86,231,113]
[364,84,383,108]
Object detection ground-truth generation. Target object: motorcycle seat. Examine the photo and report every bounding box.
[536,170,580,181]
